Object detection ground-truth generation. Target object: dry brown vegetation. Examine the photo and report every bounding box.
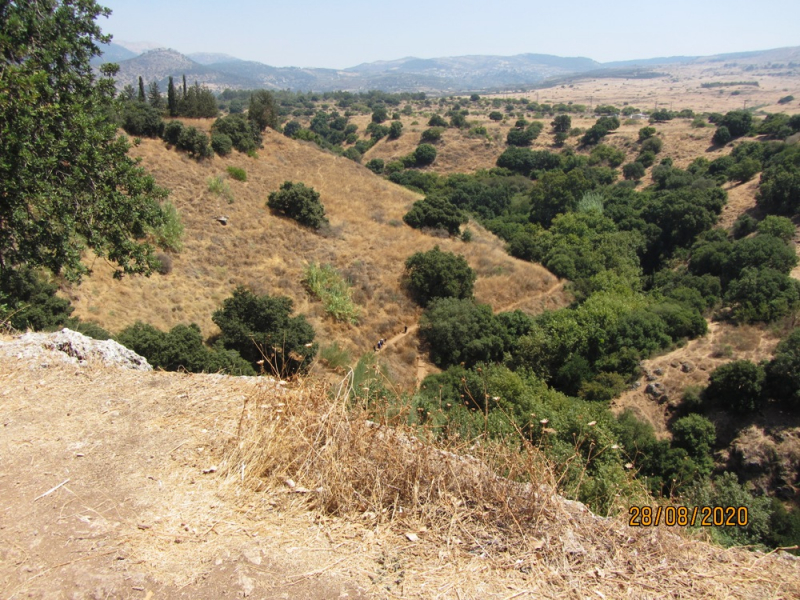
[2,349,799,598]
[67,128,566,389]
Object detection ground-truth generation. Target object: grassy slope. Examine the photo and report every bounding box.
[67,127,567,388]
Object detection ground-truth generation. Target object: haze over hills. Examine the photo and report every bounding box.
[102,43,800,93]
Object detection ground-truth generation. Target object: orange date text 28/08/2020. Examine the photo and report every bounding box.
[628,506,749,527]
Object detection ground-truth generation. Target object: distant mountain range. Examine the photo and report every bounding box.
[95,43,800,94]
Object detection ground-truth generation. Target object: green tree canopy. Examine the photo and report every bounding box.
[419,298,507,368]
[212,286,316,375]
[0,0,172,281]
[267,181,328,229]
[404,246,476,306]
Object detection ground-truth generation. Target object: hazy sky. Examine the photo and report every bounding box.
[100,0,800,68]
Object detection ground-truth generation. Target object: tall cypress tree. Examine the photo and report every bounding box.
[167,76,177,116]
[138,76,145,102]
[182,74,187,99]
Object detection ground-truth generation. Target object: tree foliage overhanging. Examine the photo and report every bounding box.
[0,0,172,281]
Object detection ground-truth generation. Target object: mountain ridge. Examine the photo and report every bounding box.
[101,45,800,93]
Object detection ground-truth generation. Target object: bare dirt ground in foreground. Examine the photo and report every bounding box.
[2,345,799,599]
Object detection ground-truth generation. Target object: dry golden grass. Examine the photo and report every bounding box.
[219,365,800,598]
[66,128,563,390]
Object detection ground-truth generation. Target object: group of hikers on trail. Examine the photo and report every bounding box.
[373,325,409,352]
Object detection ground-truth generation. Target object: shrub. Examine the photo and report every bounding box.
[371,106,388,123]
[420,127,444,143]
[671,414,716,474]
[725,267,800,323]
[506,127,535,147]
[732,213,758,239]
[705,360,765,413]
[757,215,795,242]
[212,286,316,375]
[552,114,571,133]
[765,328,800,405]
[388,120,403,140]
[283,120,302,138]
[211,133,233,156]
[414,143,437,166]
[365,158,385,174]
[727,158,761,183]
[162,120,184,146]
[303,263,360,324]
[212,114,261,153]
[638,126,656,141]
[419,298,507,368]
[404,246,476,307]
[176,126,212,159]
[623,161,646,180]
[267,181,328,229]
[403,195,467,235]
[0,268,74,331]
[120,102,164,138]
[226,166,247,182]
[640,136,663,154]
[116,321,254,375]
[428,114,448,127]
[778,95,795,105]
[637,151,656,168]
[712,126,732,146]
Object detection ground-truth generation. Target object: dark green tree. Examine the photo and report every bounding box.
[267,181,328,229]
[414,143,437,166]
[167,76,177,117]
[419,298,507,368]
[404,246,476,306]
[765,328,800,406]
[0,0,172,281]
[388,120,403,140]
[705,360,766,414]
[552,114,571,133]
[403,196,467,235]
[147,80,163,110]
[212,286,316,375]
[671,414,716,475]
[138,75,145,102]
[211,114,261,153]
[248,90,278,131]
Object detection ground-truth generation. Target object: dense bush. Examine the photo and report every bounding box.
[116,322,254,375]
[420,127,444,143]
[704,360,765,414]
[211,133,233,156]
[623,161,645,180]
[428,114,448,127]
[0,268,74,331]
[267,181,328,229]
[765,328,800,406]
[211,114,261,153]
[120,102,164,138]
[403,195,467,235]
[388,120,403,140]
[419,298,507,368]
[712,125,732,146]
[212,286,316,375]
[413,143,437,166]
[162,120,184,145]
[365,158,384,174]
[404,246,476,306]
[176,126,212,159]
